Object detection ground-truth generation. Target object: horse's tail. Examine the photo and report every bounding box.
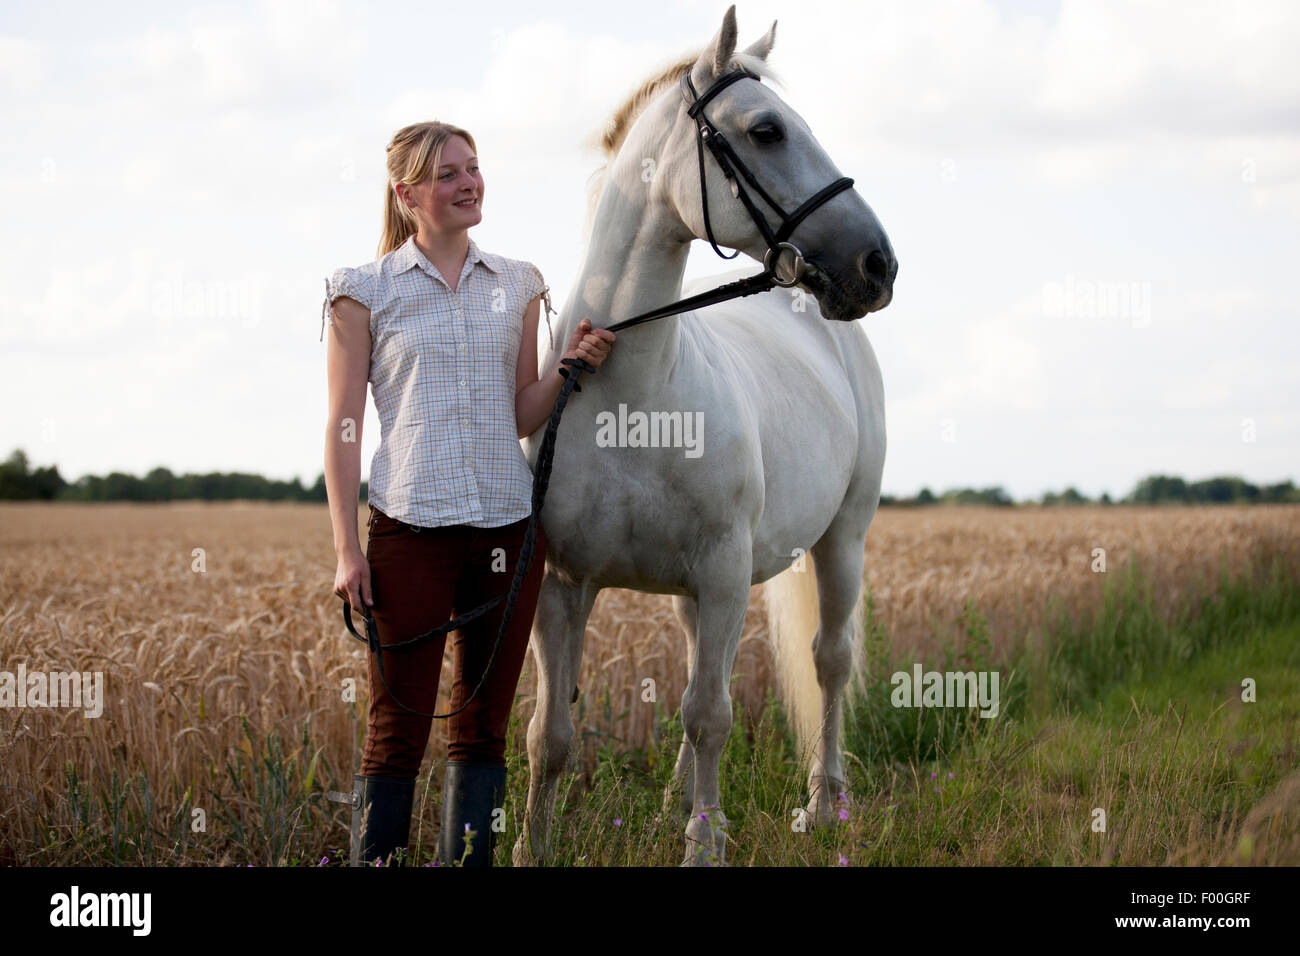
[762,553,868,770]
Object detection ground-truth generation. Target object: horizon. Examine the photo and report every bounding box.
[3,444,1293,506]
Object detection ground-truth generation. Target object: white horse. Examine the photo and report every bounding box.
[517,5,896,866]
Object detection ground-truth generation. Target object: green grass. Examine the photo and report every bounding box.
[825,615,1300,866]
[1031,553,1299,715]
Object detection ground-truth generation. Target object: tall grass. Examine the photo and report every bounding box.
[2,503,1297,865]
[1030,551,1300,715]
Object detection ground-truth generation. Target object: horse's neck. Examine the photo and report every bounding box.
[553,168,692,391]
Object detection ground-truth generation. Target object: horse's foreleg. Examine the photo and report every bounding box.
[807,517,868,827]
[664,593,698,818]
[680,558,749,866]
[512,570,597,866]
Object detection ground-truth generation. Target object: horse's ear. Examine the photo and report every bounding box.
[741,20,777,61]
[691,3,739,88]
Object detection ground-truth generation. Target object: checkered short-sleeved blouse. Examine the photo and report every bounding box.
[321,233,553,529]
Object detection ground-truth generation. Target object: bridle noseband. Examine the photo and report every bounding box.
[680,68,855,286]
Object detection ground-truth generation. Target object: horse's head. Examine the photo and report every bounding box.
[664,5,897,320]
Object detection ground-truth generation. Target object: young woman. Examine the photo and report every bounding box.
[322,121,615,867]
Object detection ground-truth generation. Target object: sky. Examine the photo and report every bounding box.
[1,0,1296,500]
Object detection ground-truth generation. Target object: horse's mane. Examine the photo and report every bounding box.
[581,49,784,242]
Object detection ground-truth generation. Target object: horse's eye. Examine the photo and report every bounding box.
[749,123,784,145]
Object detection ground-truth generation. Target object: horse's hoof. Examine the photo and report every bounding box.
[808,780,852,828]
[680,844,727,866]
[683,810,728,866]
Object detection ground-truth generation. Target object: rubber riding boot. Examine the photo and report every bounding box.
[437,760,507,867]
[349,773,415,867]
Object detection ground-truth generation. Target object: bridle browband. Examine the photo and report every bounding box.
[339,67,858,719]
[681,68,855,287]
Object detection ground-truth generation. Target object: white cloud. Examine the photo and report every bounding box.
[86,0,364,110]
[698,0,1300,191]
[380,21,680,171]
[0,35,49,93]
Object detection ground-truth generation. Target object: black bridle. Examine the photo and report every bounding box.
[340,68,857,719]
[680,68,855,289]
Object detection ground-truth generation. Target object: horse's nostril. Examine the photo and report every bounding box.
[861,248,890,283]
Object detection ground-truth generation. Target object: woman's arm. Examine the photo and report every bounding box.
[325,296,372,556]
[514,297,616,438]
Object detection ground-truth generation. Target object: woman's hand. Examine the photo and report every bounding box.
[334,545,373,614]
[562,318,616,371]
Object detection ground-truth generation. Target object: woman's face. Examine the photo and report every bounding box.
[400,135,484,234]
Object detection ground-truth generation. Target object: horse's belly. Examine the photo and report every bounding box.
[540,499,709,593]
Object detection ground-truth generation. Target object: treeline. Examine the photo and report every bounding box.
[0,449,1295,506]
[0,450,364,503]
[880,475,1300,507]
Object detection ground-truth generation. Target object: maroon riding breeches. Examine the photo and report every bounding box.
[359,503,546,778]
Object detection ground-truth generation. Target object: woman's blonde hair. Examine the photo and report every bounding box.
[378,121,478,259]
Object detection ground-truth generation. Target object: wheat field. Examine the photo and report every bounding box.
[1,502,1297,864]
